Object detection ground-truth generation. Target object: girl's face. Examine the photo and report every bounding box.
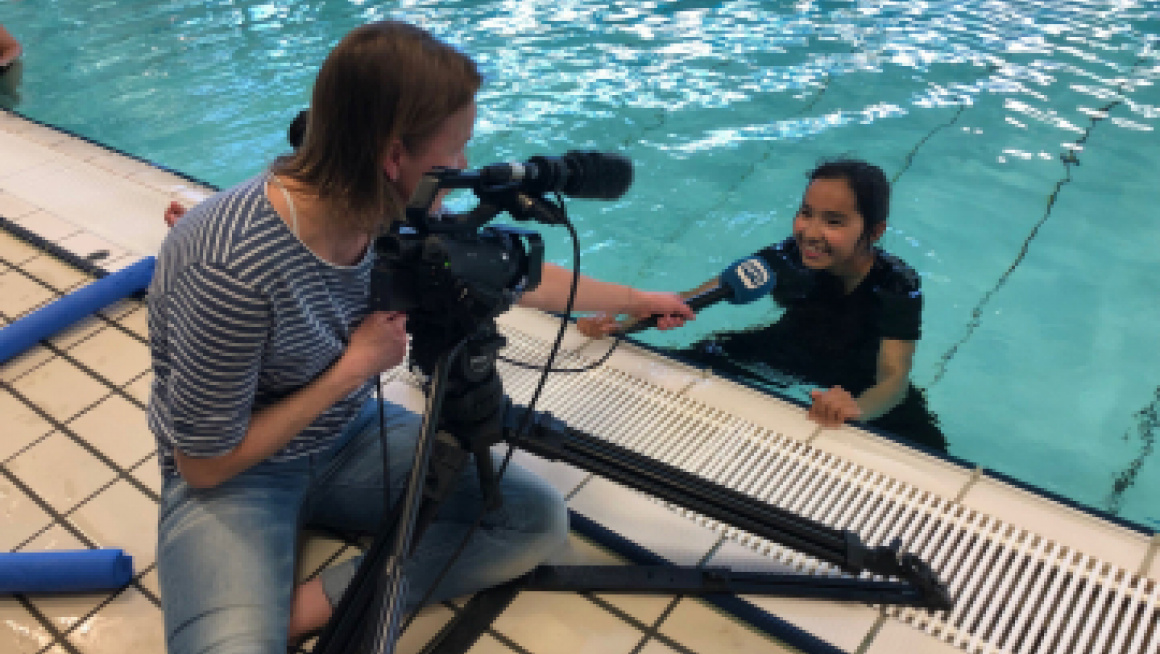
[792,177,882,281]
[386,100,476,213]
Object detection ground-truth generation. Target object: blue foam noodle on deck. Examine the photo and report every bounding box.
[0,256,155,365]
[0,549,134,593]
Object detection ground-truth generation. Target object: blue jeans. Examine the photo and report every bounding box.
[156,399,568,654]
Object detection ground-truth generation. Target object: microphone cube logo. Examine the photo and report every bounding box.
[736,258,771,290]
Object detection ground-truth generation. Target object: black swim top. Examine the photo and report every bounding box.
[683,238,923,395]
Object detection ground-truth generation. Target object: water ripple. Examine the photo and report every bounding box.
[5,0,1160,525]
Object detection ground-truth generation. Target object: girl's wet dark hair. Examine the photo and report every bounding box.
[808,158,890,237]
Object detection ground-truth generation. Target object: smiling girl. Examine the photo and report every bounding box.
[582,158,945,450]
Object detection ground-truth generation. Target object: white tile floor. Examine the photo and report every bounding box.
[3,109,1158,654]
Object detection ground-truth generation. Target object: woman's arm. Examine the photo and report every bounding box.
[174,359,367,489]
[175,311,408,489]
[518,262,694,326]
[575,275,719,337]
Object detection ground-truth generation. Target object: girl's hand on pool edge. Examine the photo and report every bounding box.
[808,387,862,428]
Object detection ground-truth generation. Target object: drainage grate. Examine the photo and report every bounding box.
[396,323,1158,653]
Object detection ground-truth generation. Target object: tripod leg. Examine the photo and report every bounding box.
[416,582,521,654]
[313,433,474,654]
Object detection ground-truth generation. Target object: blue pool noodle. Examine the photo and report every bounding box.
[0,256,155,365]
[0,549,134,593]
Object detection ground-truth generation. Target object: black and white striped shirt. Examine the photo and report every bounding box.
[148,173,375,474]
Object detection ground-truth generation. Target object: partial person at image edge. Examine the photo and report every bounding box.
[0,23,24,108]
[0,23,21,72]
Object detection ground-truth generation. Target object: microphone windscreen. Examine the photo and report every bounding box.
[720,257,775,304]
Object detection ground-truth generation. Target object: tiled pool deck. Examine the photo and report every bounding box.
[2,109,1156,654]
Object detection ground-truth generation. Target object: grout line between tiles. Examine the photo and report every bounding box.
[563,473,594,501]
[18,594,85,654]
[581,593,697,654]
[614,537,729,654]
[2,253,97,295]
[127,449,157,473]
[853,611,888,654]
[619,535,732,654]
[302,543,357,582]
[1,428,54,466]
[8,474,127,554]
[483,624,536,654]
[0,251,150,350]
[0,376,159,504]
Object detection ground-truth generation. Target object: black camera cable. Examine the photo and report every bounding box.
[393,194,583,635]
[497,336,625,373]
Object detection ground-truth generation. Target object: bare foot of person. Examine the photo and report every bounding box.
[163,201,187,228]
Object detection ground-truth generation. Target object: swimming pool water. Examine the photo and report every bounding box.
[4,0,1159,528]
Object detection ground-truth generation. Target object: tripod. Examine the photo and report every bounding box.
[312,318,952,654]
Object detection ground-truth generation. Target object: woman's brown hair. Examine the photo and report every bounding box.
[273,21,481,232]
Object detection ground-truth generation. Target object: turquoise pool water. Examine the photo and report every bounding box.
[4,0,1159,528]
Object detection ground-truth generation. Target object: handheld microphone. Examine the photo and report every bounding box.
[623,256,775,334]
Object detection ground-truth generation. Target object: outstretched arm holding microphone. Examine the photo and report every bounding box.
[577,256,776,336]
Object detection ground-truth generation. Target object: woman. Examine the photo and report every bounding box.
[150,21,693,654]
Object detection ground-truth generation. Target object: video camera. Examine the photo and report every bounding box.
[368,151,632,371]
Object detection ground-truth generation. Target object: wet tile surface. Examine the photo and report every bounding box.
[0,475,53,551]
[491,592,645,654]
[6,432,118,514]
[0,598,54,654]
[8,358,110,422]
[0,388,53,461]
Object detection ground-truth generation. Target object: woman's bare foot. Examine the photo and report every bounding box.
[287,578,334,647]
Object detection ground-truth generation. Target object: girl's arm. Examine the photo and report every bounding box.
[808,338,914,427]
[855,338,914,420]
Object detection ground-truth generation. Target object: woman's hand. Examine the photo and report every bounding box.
[339,311,409,381]
[575,292,695,338]
[808,386,862,428]
[625,290,695,330]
